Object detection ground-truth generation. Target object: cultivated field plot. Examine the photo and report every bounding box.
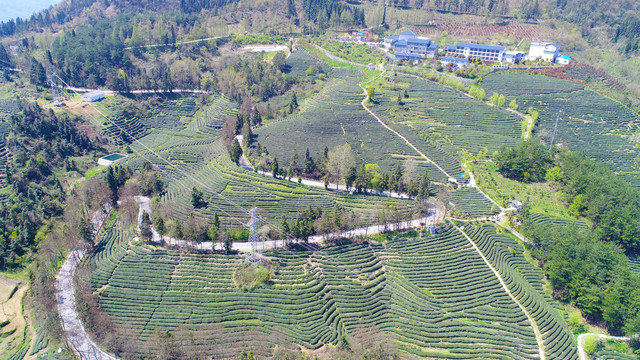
[90,223,577,359]
[628,256,640,274]
[284,47,331,78]
[437,186,498,217]
[102,95,203,145]
[127,137,416,226]
[526,213,590,231]
[0,98,20,121]
[254,74,446,181]
[369,75,522,175]
[482,72,640,188]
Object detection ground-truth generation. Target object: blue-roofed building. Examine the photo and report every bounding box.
[446,42,506,62]
[385,30,438,60]
[427,224,437,235]
[440,56,469,68]
[556,55,571,65]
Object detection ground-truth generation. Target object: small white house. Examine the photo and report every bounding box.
[526,41,560,62]
[556,55,571,65]
[81,90,105,102]
[368,63,376,70]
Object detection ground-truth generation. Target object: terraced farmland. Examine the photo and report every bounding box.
[284,46,330,77]
[369,74,523,167]
[103,95,203,145]
[0,121,11,192]
[628,256,640,274]
[439,186,498,217]
[127,136,416,226]
[89,222,577,359]
[482,72,640,188]
[526,213,590,231]
[254,74,447,181]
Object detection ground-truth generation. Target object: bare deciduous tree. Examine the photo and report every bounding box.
[327,143,355,189]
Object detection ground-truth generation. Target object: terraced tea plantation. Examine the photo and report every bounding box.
[482,72,640,188]
[89,222,577,359]
[369,74,522,173]
[255,75,443,178]
[128,137,416,225]
[0,121,11,193]
[109,89,417,226]
[102,95,202,145]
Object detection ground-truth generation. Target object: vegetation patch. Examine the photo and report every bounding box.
[233,263,274,291]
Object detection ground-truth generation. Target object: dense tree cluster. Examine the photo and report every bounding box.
[500,141,640,253]
[302,0,365,30]
[179,0,239,13]
[0,102,98,269]
[498,141,640,333]
[496,140,553,183]
[522,213,640,335]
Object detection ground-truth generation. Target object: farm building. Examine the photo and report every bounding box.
[81,90,105,102]
[367,63,376,70]
[386,30,438,58]
[526,41,560,62]
[556,55,572,65]
[427,224,437,235]
[446,42,505,62]
[440,56,469,68]
[503,51,526,63]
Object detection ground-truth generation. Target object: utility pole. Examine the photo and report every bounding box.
[46,66,63,107]
[245,207,263,265]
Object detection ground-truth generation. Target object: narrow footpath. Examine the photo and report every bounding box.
[577,334,631,360]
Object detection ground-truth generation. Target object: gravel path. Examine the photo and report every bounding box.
[135,196,442,251]
[56,205,116,360]
[56,250,117,360]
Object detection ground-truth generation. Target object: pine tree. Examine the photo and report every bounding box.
[272,158,279,178]
[287,0,297,18]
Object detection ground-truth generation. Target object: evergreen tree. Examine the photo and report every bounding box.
[229,138,242,163]
[191,187,206,208]
[272,158,279,178]
[29,57,46,86]
[304,148,316,174]
[106,165,118,207]
[79,218,95,246]
[242,122,252,148]
[287,0,297,18]
[154,216,166,241]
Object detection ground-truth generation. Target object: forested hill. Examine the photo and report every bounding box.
[0,0,364,37]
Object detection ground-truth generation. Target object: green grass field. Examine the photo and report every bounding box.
[88,222,577,359]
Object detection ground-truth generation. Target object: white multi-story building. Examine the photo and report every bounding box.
[526,41,560,62]
[446,42,506,62]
